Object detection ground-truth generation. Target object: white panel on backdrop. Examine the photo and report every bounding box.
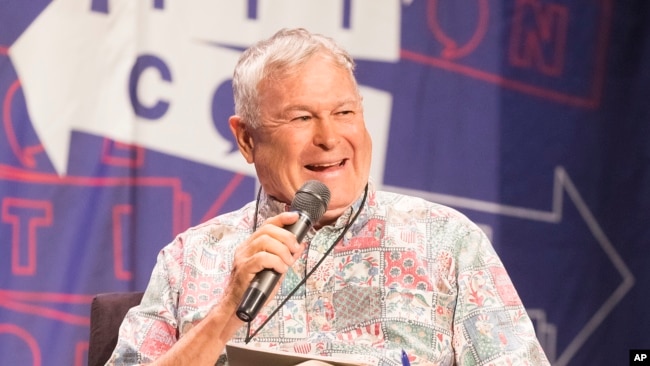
[10,0,395,184]
[191,0,401,61]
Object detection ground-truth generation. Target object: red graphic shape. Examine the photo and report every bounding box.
[1,198,52,276]
[427,0,489,60]
[101,139,145,168]
[0,163,200,326]
[113,204,133,280]
[0,323,42,366]
[0,290,93,326]
[74,341,88,366]
[3,79,44,168]
[508,0,569,77]
[201,172,245,222]
[403,0,612,109]
[0,164,191,235]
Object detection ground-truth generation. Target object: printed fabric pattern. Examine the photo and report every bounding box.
[107,183,549,366]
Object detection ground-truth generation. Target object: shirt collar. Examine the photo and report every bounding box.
[255,180,375,231]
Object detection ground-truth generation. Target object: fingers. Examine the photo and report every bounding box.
[225,212,307,316]
[234,211,304,276]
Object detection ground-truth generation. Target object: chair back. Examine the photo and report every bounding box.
[88,291,144,366]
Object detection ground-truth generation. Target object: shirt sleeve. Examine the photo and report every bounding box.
[105,239,184,365]
[451,219,550,365]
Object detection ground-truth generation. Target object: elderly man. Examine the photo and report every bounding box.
[107,28,549,366]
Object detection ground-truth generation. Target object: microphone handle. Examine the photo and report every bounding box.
[236,212,313,322]
[236,269,279,322]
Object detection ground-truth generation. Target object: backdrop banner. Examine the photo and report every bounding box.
[1,1,648,365]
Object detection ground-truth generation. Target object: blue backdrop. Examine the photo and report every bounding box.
[1,1,648,365]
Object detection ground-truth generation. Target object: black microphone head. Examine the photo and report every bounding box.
[291,180,331,222]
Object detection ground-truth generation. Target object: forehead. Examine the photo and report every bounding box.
[259,55,358,105]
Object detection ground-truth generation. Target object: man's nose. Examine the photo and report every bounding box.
[312,119,339,149]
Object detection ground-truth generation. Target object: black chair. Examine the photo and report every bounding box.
[88,291,144,366]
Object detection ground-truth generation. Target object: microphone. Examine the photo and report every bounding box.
[236,180,331,322]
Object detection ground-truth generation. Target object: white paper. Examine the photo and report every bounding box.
[225,342,364,366]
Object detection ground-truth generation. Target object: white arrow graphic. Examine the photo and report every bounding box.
[8,0,393,183]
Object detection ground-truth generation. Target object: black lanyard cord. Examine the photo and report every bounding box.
[244,183,368,343]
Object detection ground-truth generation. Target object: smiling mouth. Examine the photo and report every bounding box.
[306,159,346,172]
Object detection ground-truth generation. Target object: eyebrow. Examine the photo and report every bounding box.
[284,98,361,112]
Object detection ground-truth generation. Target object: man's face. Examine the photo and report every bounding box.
[236,53,372,223]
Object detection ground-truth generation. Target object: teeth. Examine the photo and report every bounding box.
[313,162,338,168]
[308,161,343,170]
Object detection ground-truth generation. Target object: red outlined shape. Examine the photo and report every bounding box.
[427,0,489,60]
[403,0,612,109]
[3,79,45,168]
[508,0,569,77]
[0,290,93,326]
[101,139,145,168]
[0,164,190,321]
[200,172,245,222]
[1,198,53,276]
[0,163,190,235]
[74,341,88,366]
[0,125,246,329]
[0,323,41,366]
[0,164,244,326]
[113,204,133,280]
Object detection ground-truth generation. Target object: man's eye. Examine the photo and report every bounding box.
[291,116,311,122]
[335,110,355,118]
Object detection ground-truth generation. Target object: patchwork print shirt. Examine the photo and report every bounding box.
[108,183,549,365]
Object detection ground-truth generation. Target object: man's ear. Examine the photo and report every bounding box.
[228,115,254,163]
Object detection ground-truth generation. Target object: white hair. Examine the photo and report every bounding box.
[232,28,357,128]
